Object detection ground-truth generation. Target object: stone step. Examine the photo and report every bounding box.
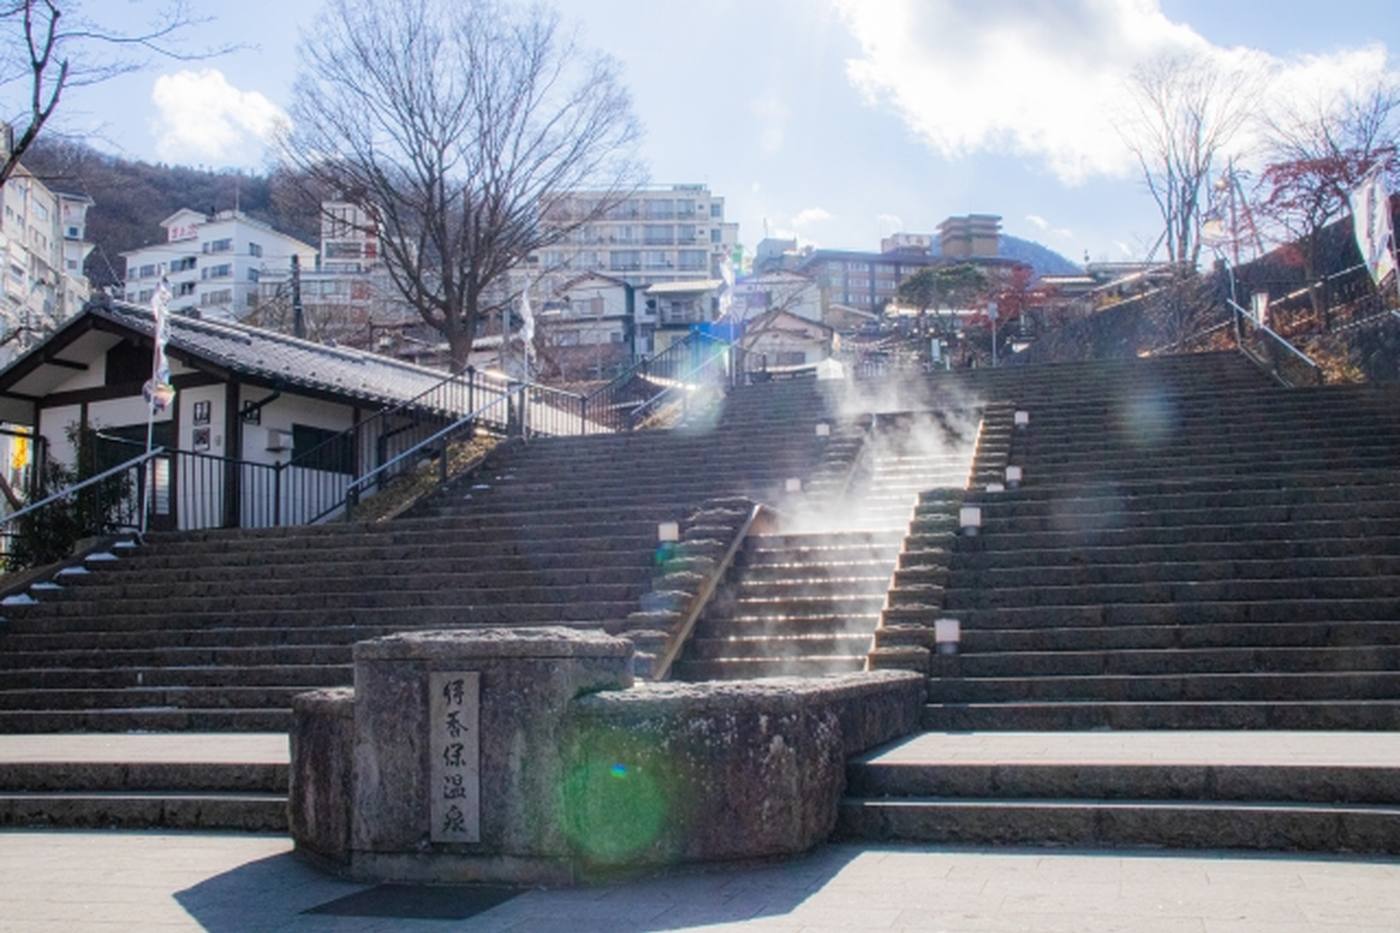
[114,537,653,572]
[846,760,1400,805]
[926,671,1400,703]
[6,587,644,622]
[53,567,648,601]
[972,484,1400,517]
[0,684,308,712]
[917,597,1400,629]
[957,518,1400,551]
[0,620,608,653]
[975,501,1400,533]
[2,604,633,637]
[920,699,1400,731]
[942,575,1400,611]
[0,644,353,670]
[0,664,351,690]
[728,594,888,617]
[669,655,866,681]
[958,620,1400,653]
[0,760,288,794]
[835,797,1400,855]
[0,791,288,831]
[0,708,292,733]
[744,545,903,566]
[690,613,883,639]
[947,536,1400,569]
[956,644,1400,677]
[728,576,892,600]
[685,633,874,660]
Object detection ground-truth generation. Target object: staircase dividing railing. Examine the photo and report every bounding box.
[581,331,735,432]
[0,446,164,571]
[1229,299,1324,387]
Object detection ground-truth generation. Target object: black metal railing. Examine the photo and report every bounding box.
[0,446,161,571]
[581,331,734,431]
[1230,299,1324,387]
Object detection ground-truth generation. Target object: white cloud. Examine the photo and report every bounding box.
[877,213,904,234]
[749,91,790,157]
[1115,240,1135,257]
[791,207,833,229]
[150,69,287,166]
[1053,227,1075,241]
[834,0,1398,185]
[1026,214,1049,231]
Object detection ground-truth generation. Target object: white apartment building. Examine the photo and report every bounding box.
[533,184,739,291]
[254,201,416,343]
[0,165,93,362]
[122,209,317,321]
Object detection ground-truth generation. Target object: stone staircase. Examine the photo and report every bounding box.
[674,410,978,680]
[0,377,852,828]
[840,352,1400,854]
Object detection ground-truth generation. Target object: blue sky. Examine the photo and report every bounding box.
[11,0,1398,266]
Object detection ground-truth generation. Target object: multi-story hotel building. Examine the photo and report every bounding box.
[532,184,739,292]
[122,209,317,321]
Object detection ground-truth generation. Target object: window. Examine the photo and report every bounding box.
[710,229,721,244]
[201,264,232,280]
[776,351,807,366]
[610,250,640,271]
[678,250,707,271]
[201,288,232,306]
[247,268,260,283]
[175,281,196,296]
[66,226,79,238]
[710,204,721,218]
[248,243,263,258]
[66,259,77,270]
[292,424,354,474]
[105,341,150,385]
[32,202,47,221]
[203,238,233,254]
[644,250,670,269]
[171,256,197,272]
[643,225,674,245]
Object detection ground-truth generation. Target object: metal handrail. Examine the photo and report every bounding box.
[345,390,516,502]
[0,447,164,528]
[1228,299,1322,372]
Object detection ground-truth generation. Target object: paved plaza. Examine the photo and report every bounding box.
[2,829,1399,932]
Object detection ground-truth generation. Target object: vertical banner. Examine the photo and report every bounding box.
[1349,168,1397,287]
[143,277,176,414]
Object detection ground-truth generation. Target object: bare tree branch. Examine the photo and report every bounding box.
[0,0,239,184]
[277,0,644,373]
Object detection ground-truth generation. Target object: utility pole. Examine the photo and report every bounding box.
[291,254,305,339]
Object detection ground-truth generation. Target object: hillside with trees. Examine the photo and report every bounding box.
[18,139,320,290]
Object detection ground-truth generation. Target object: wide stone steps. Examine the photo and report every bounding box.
[0,708,292,733]
[4,584,644,619]
[0,664,351,690]
[959,620,1400,653]
[907,597,1400,628]
[47,566,648,601]
[942,574,1400,610]
[837,796,1400,854]
[0,790,288,830]
[927,670,1400,703]
[948,536,1400,569]
[956,644,1400,676]
[1,601,635,635]
[954,518,1400,551]
[684,633,873,659]
[669,655,866,680]
[0,644,354,670]
[920,699,1400,731]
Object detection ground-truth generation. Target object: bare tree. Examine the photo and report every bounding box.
[0,0,233,184]
[1121,53,1258,270]
[278,0,644,373]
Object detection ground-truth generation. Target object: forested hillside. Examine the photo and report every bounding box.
[20,140,319,289]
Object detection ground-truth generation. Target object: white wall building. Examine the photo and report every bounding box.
[533,184,739,292]
[255,201,414,343]
[732,272,823,325]
[0,166,93,362]
[122,209,317,322]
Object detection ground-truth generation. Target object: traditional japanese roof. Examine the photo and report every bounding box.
[0,295,456,409]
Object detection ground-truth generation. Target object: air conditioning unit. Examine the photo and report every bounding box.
[265,428,293,452]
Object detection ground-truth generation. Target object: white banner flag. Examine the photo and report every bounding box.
[143,277,175,414]
[1349,167,1397,287]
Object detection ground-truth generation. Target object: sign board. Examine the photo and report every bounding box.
[429,671,481,843]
